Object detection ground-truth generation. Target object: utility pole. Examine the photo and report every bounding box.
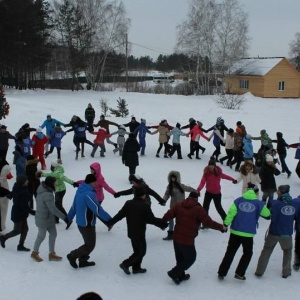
[125,33,128,92]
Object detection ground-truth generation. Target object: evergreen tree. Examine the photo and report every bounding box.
[0,87,10,120]
[110,97,129,117]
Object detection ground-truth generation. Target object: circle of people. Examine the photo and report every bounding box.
[0,103,300,284]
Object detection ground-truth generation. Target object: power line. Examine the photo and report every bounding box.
[129,41,175,56]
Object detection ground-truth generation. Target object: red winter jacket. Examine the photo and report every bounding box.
[197,166,234,194]
[90,128,111,145]
[163,197,223,245]
[32,134,48,155]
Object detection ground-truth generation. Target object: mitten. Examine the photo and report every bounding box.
[64,218,72,230]
[29,210,36,216]
[114,192,120,198]
[159,200,166,206]
[6,173,13,180]
[232,179,237,184]
[72,182,79,188]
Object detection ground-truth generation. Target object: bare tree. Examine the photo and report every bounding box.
[289,32,300,69]
[176,0,249,95]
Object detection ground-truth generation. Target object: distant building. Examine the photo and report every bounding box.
[225,57,300,98]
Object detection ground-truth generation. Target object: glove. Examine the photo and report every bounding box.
[29,210,36,216]
[114,192,120,198]
[72,182,79,188]
[6,192,13,200]
[159,200,166,206]
[64,218,72,230]
[221,225,228,233]
[160,222,168,230]
[232,180,237,184]
[6,173,13,180]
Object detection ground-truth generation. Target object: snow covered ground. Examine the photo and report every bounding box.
[1,88,300,299]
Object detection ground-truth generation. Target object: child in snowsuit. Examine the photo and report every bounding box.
[133,119,151,156]
[32,127,48,170]
[111,125,129,156]
[44,123,66,161]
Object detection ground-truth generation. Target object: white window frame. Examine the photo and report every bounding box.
[278,81,285,91]
[239,80,249,89]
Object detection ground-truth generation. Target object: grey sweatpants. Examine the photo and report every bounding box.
[33,225,57,253]
[255,233,292,277]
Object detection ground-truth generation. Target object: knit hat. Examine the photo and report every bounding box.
[51,159,62,168]
[189,191,199,199]
[131,117,136,121]
[278,185,290,194]
[228,128,234,134]
[260,129,266,135]
[47,114,51,118]
[247,182,259,194]
[134,185,146,198]
[55,123,61,127]
[16,175,28,186]
[265,154,273,162]
[189,118,195,123]
[216,117,224,124]
[236,121,242,126]
[1,125,7,129]
[36,127,43,133]
[141,118,146,124]
[176,122,181,128]
[85,174,97,184]
[129,174,142,183]
[22,123,30,129]
[44,176,56,190]
[100,114,105,120]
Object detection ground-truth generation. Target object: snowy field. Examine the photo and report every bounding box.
[1,88,300,300]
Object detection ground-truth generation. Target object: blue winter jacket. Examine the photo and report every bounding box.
[41,118,65,136]
[74,123,87,138]
[225,190,270,237]
[134,123,151,139]
[167,127,186,144]
[49,128,66,148]
[243,136,253,159]
[67,183,111,227]
[269,194,300,236]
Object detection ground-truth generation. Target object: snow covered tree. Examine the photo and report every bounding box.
[289,32,300,69]
[0,87,10,120]
[110,97,129,117]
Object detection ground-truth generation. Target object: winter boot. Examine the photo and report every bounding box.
[67,253,78,269]
[0,235,7,248]
[31,251,43,262]
[17,244,30,252]
[49,252,63,261]
[79,260,96,268]
[163,231,173,241]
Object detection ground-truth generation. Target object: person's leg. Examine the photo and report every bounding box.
[91,145,98,157]
[156,143,163,156]
[122,238,147,270]
[45,146,54,157]
[279,236,293,277]
[105,137,117,148]
[55,190,67,223]
[235,237,253,277]
[212,193,226,221]
[33,227,47,252]
[139,137,146,155]
[48,225,58,253]
[2,222,23,242]
[177,144,182,159]
[168,143,176,158]
[294,230,300,269]
[0,197,9,233]
[57,147,61,160]
[202,192,213,215]
[218,234,241,277]
[255,234,278,276]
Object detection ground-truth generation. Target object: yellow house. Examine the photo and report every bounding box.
[226,57,300,98]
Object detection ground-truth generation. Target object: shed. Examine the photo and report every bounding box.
[225,57,300,98]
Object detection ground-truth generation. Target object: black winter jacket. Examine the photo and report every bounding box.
[122,137,140,167]
[109,197,165,239]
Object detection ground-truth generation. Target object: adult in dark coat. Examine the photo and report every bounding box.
[25,155,40,209]
[0,125,15,160]
[206,117,228,146]
[114,174,166,206]
[260,154,280,208]
[123,116,140,137]
[109,185,167,275]
[122,133,141,178]
[162,192,226,284]
[84,103,95,132]
[0,175,34,251]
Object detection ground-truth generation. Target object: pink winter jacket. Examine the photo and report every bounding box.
[197,166,234,194]
[186,125,209,142]
[77,162,116,202]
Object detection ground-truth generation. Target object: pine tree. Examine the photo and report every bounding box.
[110,97,129,118]
[0,87,10,120]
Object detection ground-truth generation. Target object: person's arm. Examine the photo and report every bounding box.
[223,203,238,226]
[108,202,127,226]
[108,121,119,127]
[45,194,67,220]
[221,172,236,182]
[197,175,206,192]
[200,130,210,141]
[114,188,133,198]
[147,186,166,205]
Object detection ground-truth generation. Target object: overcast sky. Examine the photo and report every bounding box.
[124,0,300,59]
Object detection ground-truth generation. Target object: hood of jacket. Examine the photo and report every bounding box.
[181,197,200,209]
[53,165,65,175]
[167,170,181,183]
[241,189,258,200]
[37,181,53,195]
[90,162,101,177]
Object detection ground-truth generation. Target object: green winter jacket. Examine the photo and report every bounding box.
[41,165,74,192]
